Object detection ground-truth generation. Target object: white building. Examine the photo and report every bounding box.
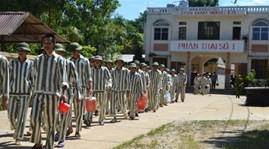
[144,4,269,88]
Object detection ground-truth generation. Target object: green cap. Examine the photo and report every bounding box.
[165,68,170,72]
[105,59,113,63]
[68,42,82,51]
[133,60,140,64]
[94,55,103,61]
[55,43,66,52]
[115,57,124,63]
[152,62,159,66]
[17,42,31,52]
[180,68,184,71]
[171,68,176,72]
[141,62,147,67]
[129,63,137,68]
[160,64,165,68]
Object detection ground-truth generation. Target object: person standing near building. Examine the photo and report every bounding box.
[148,62,162,112]
[128,63,143,120]
[8,42,32,145]
[176,68,187,102]
[68,42,92,137]
[211,72,218,90]
[85,55,111,125]
[30,34,68,149]
[159,64,169,106]
[0,54,9,110]
[110,57,130,122]
[54,44,81,148]
[170,68,177,102]
[193,74,201,95]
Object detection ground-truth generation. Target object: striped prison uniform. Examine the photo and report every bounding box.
[148,69,162,110]
[137,69,149,111]
[110,67,130,117]
[143,71,150,110]
[85,66,111,123]
[106,68,114,113]
[176,73,187,102]
[69,54,92,133]
[160,71,169,105]
[170,74,178,101]
[8,58,32,140]
[30,52,68,149]
[128,72,143,117]
[0,55,9,99]
[58,59,81,142]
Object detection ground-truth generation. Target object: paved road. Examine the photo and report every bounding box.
[0,91,269,149]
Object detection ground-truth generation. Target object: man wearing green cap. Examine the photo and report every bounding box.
[54,43,81,148]
[85,55,111,125]
[140,63,150,112]
[105,59,114,114]
[68,42,92,137]
[30,34,68,149]
[170,69,178,102]
[148,62,162,112]
[128,63,143,119]
[110,57,130,122]
[159,64,169,106]
[176,68,187,102]
[7,42,32,145]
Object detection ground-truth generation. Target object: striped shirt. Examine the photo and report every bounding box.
[0,55,9,97]
[171,74,178,87]
[129,72,143,94]
[69,55,92,89]
[32,52,68,95]
[66,59,81,98]
[161,71,169,87]
[92,66,111,92]
[9,58,33,95]
[177,73,187,86]
[148,69,162,91]
[111,67,130,91]
[137,69,146,92]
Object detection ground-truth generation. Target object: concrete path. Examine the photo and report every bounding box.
[1,91,269,149]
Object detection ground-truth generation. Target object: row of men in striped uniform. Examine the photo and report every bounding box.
[0,34,188,149]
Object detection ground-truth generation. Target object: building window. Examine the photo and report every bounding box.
[179,22,187,25]
[251,59,268,79]
[153,20,169,40]
[198,22,220,40]
[252,20,269,40]
[154,28,168,40]
[178,27,186,40]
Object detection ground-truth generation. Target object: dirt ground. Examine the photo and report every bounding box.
[116,120,269,149]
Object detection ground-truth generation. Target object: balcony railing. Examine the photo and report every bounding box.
[147,6,269,15]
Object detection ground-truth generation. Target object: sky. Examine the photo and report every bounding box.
[115,0,269,20]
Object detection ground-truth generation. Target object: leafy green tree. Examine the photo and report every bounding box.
[188,0,219,7]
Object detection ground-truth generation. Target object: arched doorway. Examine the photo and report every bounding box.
[191,55,226,89]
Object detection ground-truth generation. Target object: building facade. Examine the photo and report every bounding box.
[144,5,269,88]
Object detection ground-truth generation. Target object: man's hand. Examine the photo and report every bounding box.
[126,90,130,97]
[159,89,163,94]
[60,94,68,103]
[2,96,8,110]
[87,89,93,96]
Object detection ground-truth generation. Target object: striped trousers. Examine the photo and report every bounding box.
[30,94,58,149]
[148,88,159,110]
[170,86,176,102]
[128,93,140,117]
[8,95,29,140]
[106,91,111,114]
[111,91,127,116]
[57,89,73,142]
[85,92,107,123]
[73,88,86,132]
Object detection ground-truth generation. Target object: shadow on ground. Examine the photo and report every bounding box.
[203,129,269,149]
